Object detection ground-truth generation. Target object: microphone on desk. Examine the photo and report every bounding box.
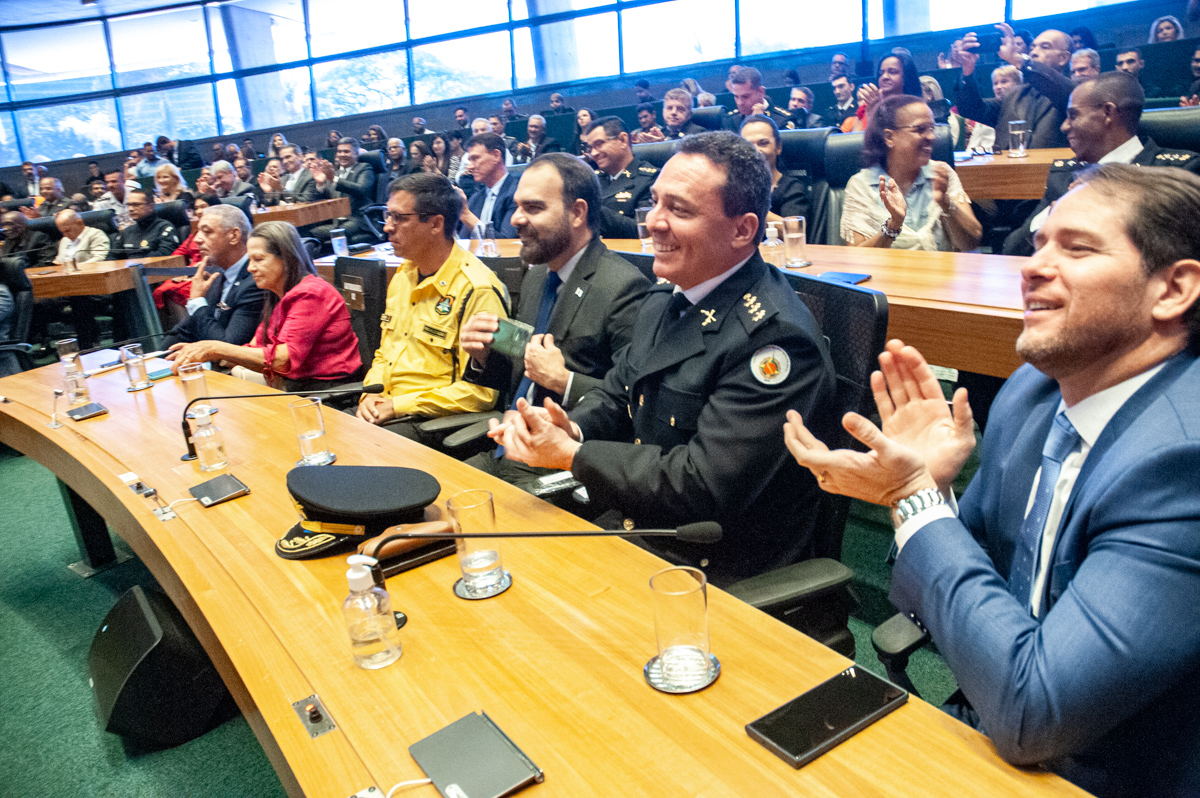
[180,383,385,460]
[361,520,723,561]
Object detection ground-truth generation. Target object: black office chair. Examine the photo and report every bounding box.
[690,106,728,131]
[359,205,388,242]
[81,208,118,236]
[611,250,656,282]
[724,271,890,658]
[631,140,678,169]
[507,163,529,180]
[0,198,34,213]
[1137,106,1200,152]
[219,195,254,224]
[0,254,34,374]
[311,256,389,409]
[26,214,63,243]
[780,127,834,245]
[154,200,192,243]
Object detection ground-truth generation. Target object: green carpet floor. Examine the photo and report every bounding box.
[0,438,957,796]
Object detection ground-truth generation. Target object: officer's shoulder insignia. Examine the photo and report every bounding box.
[739,289,779,329]
[622,168,632,178]
[593,168,603,177]
[614,190,633,200]
[750,345,790,385]
[638,164,658,174]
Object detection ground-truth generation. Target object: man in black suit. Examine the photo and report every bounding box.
[1004,72,1200,256]
[512,115,562,163]
[488,132,838,586]
[457,133,519,238]
[722,67,793,132]
[263,144,318,204]
[113,189,180,258]
[11,162,40,200]
[489,115,519,166]
[661,89,706,139]
[825,75,857,127]
[584,116,658,239]
[166,203,265,347]
[311,137,377,243]
[786,87,824,128]
[461,153,651,485]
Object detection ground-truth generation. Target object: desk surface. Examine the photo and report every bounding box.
[255,197,350,227]
[28,255,186,299]
[955,148,1073,201]
[317,240,1027,378]
[0,362,1083,797]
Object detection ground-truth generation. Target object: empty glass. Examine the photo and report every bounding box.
[644,566,720,693]
[1008,120,1028,158]
[121,343,153,391]
[782,216,811,268]
[289,397,335,466]
[447,489,511,599]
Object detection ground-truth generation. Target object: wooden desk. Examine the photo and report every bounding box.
[317,241,1027,378]
[955,148,1073,200]
[0,364,1083,797]
[26,255,186,339]
[255,197,350,227]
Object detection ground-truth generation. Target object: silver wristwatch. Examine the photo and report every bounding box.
[892,487,946,527]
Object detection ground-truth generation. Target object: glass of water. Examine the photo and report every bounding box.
[289,397,335,466]
[781,216,811,268]
[120,343,153,391]
[1008,120,1028,158]
[179,362,214,419]
[55,338,79,361]
[475,222,498,257]
[62,357,90,406]
[447,489,511,599]
[636,206,654,251]
[644,566,720,693]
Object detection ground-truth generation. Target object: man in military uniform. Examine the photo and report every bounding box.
[1004,72,1200,256]
[583,116,659,239]
[487,132,838,586]
[356,173,509,438]
[114,188,180,258]
[722,66,794,132]
[662,88,706,139]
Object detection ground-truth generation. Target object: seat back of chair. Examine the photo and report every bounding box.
[477,255,526,314]
[332,256,389,369]
[785,271,889,559]
[690,106,727,130]
[357,150,384,176]
[26,215,62,242]
[0,254,32,346]
[822,132,863,245]
[154,200,192,242]
[611,249,656,282]
[0,198,34,212]
[780,127,833,245]
[82,208,118,236]
[631,140,678,169]
[219,195,254,223]
[1138,106,1200,153]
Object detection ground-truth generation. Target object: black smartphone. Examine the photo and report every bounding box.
[746,666,908,769]
[66,402,108,420]
[189,473,251,507]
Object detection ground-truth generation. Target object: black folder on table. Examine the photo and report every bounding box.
[409,711,543,798]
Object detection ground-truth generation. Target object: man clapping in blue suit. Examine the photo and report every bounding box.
[784,163,1200,796]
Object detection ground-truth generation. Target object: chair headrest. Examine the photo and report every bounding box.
[631,140,678,169]
[824,132,865,189]
[1137,107,1200,153]
[780,128,833,179]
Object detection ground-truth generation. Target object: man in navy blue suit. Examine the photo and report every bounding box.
[784,163,1200,796]
[456,133,518,239]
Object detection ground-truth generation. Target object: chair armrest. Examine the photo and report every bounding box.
[417,412,502,435]
[442,418,500,450]
[871,613,930,659]
[724,557,852,612]
[0,342,34,354]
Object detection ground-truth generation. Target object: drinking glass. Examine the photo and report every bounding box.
[782,216,811,268]
[644,566,720,693]
[1008,120,1028,158]
[63,359,90,406]
[179,363,214,419]
[120,343,152,391]
[55,338,79,361]
[447,490,511,599]
[636,207,654,251]
[289,397,335,466]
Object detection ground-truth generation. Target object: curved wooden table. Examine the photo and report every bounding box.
[0,362,1083,797]
[955,148,1073,201]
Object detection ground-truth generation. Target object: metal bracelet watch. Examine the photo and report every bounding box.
[891,487,946,527]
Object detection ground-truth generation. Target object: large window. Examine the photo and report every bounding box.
[121,86,219,149]
[514,14,620,87]
[620,0,736,74]
[413,32,513,104]
[17,99,122,162]
[308,0,407,56]
[741,0,863,55]
[109,8,211,88]
[3,23,112,101]
[314,51,411,119]
[409,0,509,40]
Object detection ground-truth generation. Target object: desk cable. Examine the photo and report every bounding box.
[386,778,432,797]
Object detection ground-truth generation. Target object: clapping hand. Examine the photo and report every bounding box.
[487,398,581,470]
[930,161,952,210]
[258,171,281,192]
[857,83,882,110]
[878,176,907,231]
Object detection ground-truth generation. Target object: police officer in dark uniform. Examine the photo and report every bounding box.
[488,132,838,587]
[722,66,794,132]
[114,188,180,258]
[1003,72,1200,256]
[583,116,659,239]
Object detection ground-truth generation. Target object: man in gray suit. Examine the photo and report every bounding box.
[209,160,259,201]
[311,136,377,244]
[461,152,650,486]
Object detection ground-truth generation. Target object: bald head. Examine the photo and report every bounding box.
[56,209,85,239]
[1031,29,1072,69]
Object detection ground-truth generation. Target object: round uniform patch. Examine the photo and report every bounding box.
[751,345,790,385]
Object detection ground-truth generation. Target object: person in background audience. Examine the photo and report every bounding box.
[209,160,257,200]
[195,166,213,195]
[1070,49,1101,84]
[82,161,105,191]
[412,117,427,135]
[325,130,342,150]
[94,171,133,229]
[1013,28,1034,54]
[124,149,142,181]
[740,115,810,221]
[156,136,177,165]
[1149,14,1184,42]
[573,108,595,156]
[937,38,966,69]
[633,79,654,104]
[154,192,221,327]
[312,137,377,245]
[224,143,241,162]
[830,52,851,81]
[847,51,922,132]
[501,98,526,122]
[679,78,704,98]
[455,106,470,128]
[697,92,717,108]
[241,137,259,158]
[133,141,161,178]
[783,69,801,87]
[1004,72,1199,256]
[585,116,658,239]
[303,150,319,174]
[919,76,969,151]
[471,117,491,137]
[630,104,666,143]
[53,209,108,266]
[88,180,107,203]
[24,177,71,219]
[724,66,792,131]
[489,115,519,165]
[114,188,180,258]
[1,211,51,267]
[46,209,106,346]
[363,125,388,149]
[13,162,39,199]
[209,143,226,165]
[787,87,824,128]
[662,89,705,139]
[456,132,519,238]
[233,157,251,183]
[406,140,433,175]
[991,63,1022,101]
[428,133,452,175]
[265,133,287,159]
[168,221,360,391]
[270,144,317,203]
[842,94,981,251]
[446,130,466,181]
[545,93,572,116]
[514,115,562,161]
[1069,25,1098,51]
[384,138,406,185]
[1115,48,1160,97]
[827,75,858,126]
[155,163,188,203]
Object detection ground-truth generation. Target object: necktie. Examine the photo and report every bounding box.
[510,270,562,410]
[1008,411,1080,610]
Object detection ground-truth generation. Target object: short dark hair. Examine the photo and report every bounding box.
[729,66,763,89]
[389,172,463,242]
[336,136,360,152]
[195,192,222,208]
[862,94,925,169]
[128,188,152,204]
[1082,71,1145,135]
[1076,165,1200,345]
[1117,46,1144,59]
[678,131,771,241]
[280,144,302,158]
[455,106,468,114]
[527,152,603,234]
[156,136,170,146]
[739,114,782,148]
[634,79,650,89]
[447,129,465,144]
[831,75,853,86]
[636,103,656,116]
[466,132,505,155]
[87,160,98,166]
[584,115,627,139]
[797,86,814,104]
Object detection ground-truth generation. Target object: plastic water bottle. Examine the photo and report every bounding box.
[759,226,785,268]
[192,407,228,472]
[342,555,402,669]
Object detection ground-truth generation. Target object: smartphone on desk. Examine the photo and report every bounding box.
[746,666,907,768]
[66,402,108,421]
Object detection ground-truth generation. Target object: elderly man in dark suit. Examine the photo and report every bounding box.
[461,153,650,485]
[511,115,563,163]
[311,137,377,244]
[783,164,1200,796]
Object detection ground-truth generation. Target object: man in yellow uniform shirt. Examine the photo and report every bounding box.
[357,172,509,438]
